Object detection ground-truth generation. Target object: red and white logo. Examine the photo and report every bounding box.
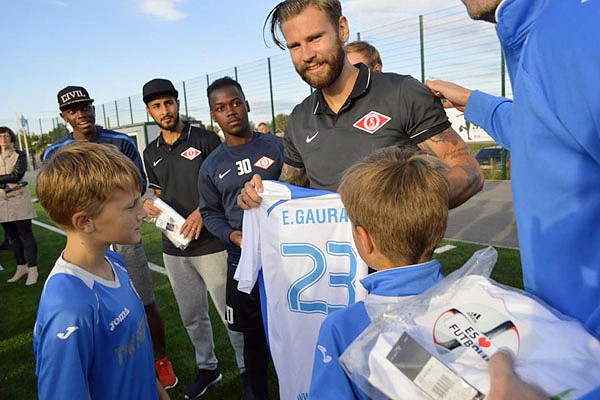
[253,156,275,170]
[353,111,392,134]
[180,147,201,160]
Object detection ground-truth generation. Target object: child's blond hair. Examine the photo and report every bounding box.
[37,142,142,229]
[338,148,449,265]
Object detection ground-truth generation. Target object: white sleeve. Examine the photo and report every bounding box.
[235,206,263,294]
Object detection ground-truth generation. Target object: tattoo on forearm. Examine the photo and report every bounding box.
[460,163,483,190]
[443,147,472,161]
[280,164,310,187]
[425,129,459,146]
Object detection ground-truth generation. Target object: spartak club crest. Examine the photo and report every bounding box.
[353,111,391,134]
[180,147,201,160]
[253,156,275,170]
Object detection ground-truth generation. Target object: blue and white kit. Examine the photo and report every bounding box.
[33,251,157,400]
[42,129,147,191]
[464,0,600,337]
[237,181,369,400]
[309,260,443,400]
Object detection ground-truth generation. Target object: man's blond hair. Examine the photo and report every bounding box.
[37,142,142,229]
[339,148,449,265]
[266,0,343,50]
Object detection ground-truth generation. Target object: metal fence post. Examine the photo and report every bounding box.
[234,66,238,81]
[206,74,214,131]
[115,100,121,126]
[419,15,425,83]
[128,96,134,125]
[102,104,107,127]
[268,57,276,133]
[183,81,189,119]
[115,100,120,127]
[357,32,361,41]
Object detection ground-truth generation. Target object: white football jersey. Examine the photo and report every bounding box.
[237,181,369,400]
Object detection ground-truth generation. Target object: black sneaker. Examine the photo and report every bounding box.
[184,368,223,399]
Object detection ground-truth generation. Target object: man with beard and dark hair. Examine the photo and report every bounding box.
[199,76,284,399]
[239,0,482,208]
[141,78,246,400]
[44,85,178,391]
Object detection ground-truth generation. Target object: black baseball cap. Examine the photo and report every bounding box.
[57,86,94,111]
[142,78,179,104]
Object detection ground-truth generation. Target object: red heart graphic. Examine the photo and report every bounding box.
[478,337,491,348]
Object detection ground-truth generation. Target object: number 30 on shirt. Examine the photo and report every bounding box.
[236,158,252,175]
[281,241,358,315]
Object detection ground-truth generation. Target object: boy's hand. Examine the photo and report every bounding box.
[229,231,242,247]
[143,198,163,219]
[181,208,202,241]
[238,174,264,210]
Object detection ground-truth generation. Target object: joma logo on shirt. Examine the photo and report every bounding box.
[109,307,131,331]
[353,111,391,134]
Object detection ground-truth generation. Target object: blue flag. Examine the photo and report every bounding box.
[20,114,27,128]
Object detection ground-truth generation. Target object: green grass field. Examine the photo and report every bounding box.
[0,202,522,399]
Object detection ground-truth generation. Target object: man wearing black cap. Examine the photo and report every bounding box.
[141,78,246,400]
[43,85,178,391]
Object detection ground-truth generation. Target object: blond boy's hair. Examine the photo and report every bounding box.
[338,148,449,265]
[345,40,382,70]
[37,142,142,229]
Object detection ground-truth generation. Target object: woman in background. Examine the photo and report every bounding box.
[0,127,38,285]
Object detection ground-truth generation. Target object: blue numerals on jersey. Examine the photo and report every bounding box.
[282,241,357,315]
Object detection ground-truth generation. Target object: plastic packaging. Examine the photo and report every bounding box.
[339,247,600,400]
[148,197,190,250]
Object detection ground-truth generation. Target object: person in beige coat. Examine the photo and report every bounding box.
[0,127,38,285]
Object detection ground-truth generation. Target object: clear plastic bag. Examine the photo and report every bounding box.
[339,247,600,400]
[148,197,190,250]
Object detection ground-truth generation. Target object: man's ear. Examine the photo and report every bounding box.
[355,225,375,256]
[71,211,95,233]
[338,16,350,43]
[246,100,251,113]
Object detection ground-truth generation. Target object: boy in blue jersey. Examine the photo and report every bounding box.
[33,142,168,400]
[199,77,284,399]
[308,148,449,399]
[44,85,176,389]
[309,147,548,400]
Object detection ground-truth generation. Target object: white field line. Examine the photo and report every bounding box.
[32,219,455,275]
[434,244,456,254]
[31,219,168,276]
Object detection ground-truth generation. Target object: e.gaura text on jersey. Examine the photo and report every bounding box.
[281,207,349,225]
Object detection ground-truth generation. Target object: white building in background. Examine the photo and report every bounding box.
[444,108,494,143]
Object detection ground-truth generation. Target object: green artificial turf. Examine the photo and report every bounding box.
[0,205,521,399]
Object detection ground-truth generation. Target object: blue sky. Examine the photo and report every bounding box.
[1,0,478,129]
